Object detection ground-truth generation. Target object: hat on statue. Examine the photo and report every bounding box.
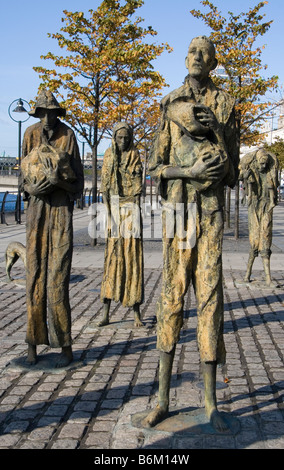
[29,89,66,118]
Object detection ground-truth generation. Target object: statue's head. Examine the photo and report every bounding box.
[29,89,66,132]
[256,149,270,173]
[113,122,133,153]
[185,36,218,81]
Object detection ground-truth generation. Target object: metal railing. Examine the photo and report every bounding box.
[0,188,110,224]
[0,169,20,177]
[0,191,23,224]
[75,188,103,209]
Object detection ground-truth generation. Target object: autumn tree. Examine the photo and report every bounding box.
[190,1,279,146]
[33,0,171,205]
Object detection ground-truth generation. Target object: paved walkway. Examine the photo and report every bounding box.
[0,200,283,451]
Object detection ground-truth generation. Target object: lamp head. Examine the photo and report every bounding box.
[12,99,28,114]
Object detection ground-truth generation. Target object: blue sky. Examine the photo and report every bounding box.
[1,0,283,156]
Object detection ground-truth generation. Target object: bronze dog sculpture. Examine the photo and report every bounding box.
[5,242,26,281]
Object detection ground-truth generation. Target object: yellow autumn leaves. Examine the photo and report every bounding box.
[34,1,171,154]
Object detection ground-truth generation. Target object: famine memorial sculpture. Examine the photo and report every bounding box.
[20,89,84,368]
[99,122,144,328]
[240,148,279,288]
[140,36,239,432]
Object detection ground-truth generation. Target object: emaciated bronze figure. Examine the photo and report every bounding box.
[141,36,239,432]
[21,89,84,367]
[240,148,279,288]
[99,122,144,327]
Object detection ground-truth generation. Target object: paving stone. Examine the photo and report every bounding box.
[0,433,22,448]
[44,404,69,416]
[265,436,284,449]
[19,440,46,449]
[84,431,111,448]
[91,420,116,432]
[28,426,56,441]
[3,420,30,434]
[262,421,284,435]
[50,439,79,449]
[58,423,86,439]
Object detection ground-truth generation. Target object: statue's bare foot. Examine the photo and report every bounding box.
[244,276,250,283]
[133,307,143,328]
[266,279,280,289]
[55,347,73,368]
[208,409,229,433]
[97,317,109,327]
[141,405,168,428]
[134,317,143,328]
[26,345,37,366]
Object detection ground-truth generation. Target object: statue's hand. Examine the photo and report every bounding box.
[48,168,60,186]
[24,177,53,196]
[190,153,225,182]
[194,105,219,132]
[42,157,60,186]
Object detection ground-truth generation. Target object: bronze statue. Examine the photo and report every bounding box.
[240,148,279,287]
[99,122,144,328]
[20,89,84,367]
[141,36,239,432]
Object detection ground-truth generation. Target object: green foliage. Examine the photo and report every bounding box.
[264,137,284,170]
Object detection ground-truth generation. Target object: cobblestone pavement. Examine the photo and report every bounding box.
[0,201,283,451]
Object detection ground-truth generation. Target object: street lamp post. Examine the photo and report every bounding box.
[8,98,30,224]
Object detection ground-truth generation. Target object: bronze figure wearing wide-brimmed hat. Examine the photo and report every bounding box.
[29,89,66,118]
[19,87,84,369]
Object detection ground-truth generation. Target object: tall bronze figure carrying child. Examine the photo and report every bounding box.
[141,36,239,432]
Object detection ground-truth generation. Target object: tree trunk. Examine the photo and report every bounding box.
[142,152,147,205]
[234,119,241,240]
